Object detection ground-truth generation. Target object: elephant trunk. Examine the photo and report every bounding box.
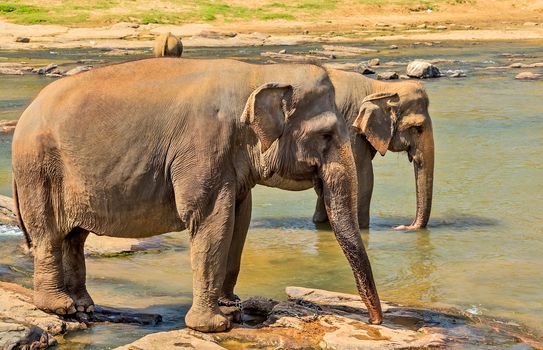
[411,128,434,228]
[319,143,382,324]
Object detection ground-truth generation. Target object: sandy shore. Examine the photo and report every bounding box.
[1,0,543,51]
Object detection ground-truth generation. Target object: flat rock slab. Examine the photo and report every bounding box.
[115,287,543,350]
[0,282,162,349]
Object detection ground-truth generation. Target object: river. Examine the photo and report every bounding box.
[0,40,542,349]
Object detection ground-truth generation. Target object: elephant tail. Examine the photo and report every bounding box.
[12,178,32,250]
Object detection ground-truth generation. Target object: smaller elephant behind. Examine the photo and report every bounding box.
[153,32,183,58]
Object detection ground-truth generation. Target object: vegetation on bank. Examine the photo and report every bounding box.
[0,0,472,26]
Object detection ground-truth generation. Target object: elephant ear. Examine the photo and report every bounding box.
[352,92,400,156]
[241,83,294,153]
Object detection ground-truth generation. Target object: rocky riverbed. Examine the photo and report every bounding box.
[1,281,542,349]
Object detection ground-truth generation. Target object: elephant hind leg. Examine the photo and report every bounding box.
[63,227,94,312]
[32,229,77,315]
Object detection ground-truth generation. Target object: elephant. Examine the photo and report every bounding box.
[153,32,183,58]
[263,68,435,230]
[11,58,382,333]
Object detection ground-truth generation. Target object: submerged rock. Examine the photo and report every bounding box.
[116,286,542,349]
[406,60,441,78]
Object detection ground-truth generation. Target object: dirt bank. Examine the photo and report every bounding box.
[0,0,542,50]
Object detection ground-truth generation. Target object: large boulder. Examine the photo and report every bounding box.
[406,60,441,78]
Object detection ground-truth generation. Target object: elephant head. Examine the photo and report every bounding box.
[154,32,183,58]
[353,82,434,230]
[242,77,383,324]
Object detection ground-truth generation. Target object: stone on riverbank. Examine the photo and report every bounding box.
[324,62,374,74]
[0,68,24,75]
[0,282,84,349]
[0,282,163,349]
[0,195,16,225]
[64,65,92,76]
[115,286,543,350]
[377,71,399,80]
[406,60,442,78]
[515,71,541,80]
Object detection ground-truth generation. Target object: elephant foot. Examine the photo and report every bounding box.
[218,292,240,307]
[185,306,231,332]
[70,288,95,313]
[358,217,370,229]
[393,224,422,231]
[312,210,329,223]
[219,305,242,323]
[34,290,77,315]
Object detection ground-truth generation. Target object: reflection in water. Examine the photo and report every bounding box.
[0,41,543,347]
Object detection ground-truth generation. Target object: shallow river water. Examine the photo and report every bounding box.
[0,41,542,349]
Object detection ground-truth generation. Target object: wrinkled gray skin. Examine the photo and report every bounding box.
[153,32,183,58]
[264,69,435,230]
[11,59,382,333]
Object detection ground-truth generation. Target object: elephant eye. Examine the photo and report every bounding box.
[321,132,333,142]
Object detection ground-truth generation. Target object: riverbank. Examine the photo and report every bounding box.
[1,0,542,50]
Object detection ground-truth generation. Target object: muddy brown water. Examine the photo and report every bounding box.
[0,41,542,349]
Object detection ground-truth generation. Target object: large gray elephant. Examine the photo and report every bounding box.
[11,59,382,333]
[265,69,435,230]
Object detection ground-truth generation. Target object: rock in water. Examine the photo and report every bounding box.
[377,71,399,80]
[367,58,380,66]
[406,60,441,78]
[0,194,17,225]
[115,286,543,349]
[0,282,164,349]
[515,71,541,80]
[64,66,92,76]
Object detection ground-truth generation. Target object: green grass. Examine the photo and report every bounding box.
[0,0,471,26]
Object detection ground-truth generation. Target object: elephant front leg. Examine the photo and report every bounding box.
[184,186,236,333]
[219,191,252,307]
[63,228,94,313]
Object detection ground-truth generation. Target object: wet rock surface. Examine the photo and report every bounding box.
[377,71,399,80]
[115,287,543,350]
[515,71,541,80]
[0,282,162,350]
[406,60,442,78]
